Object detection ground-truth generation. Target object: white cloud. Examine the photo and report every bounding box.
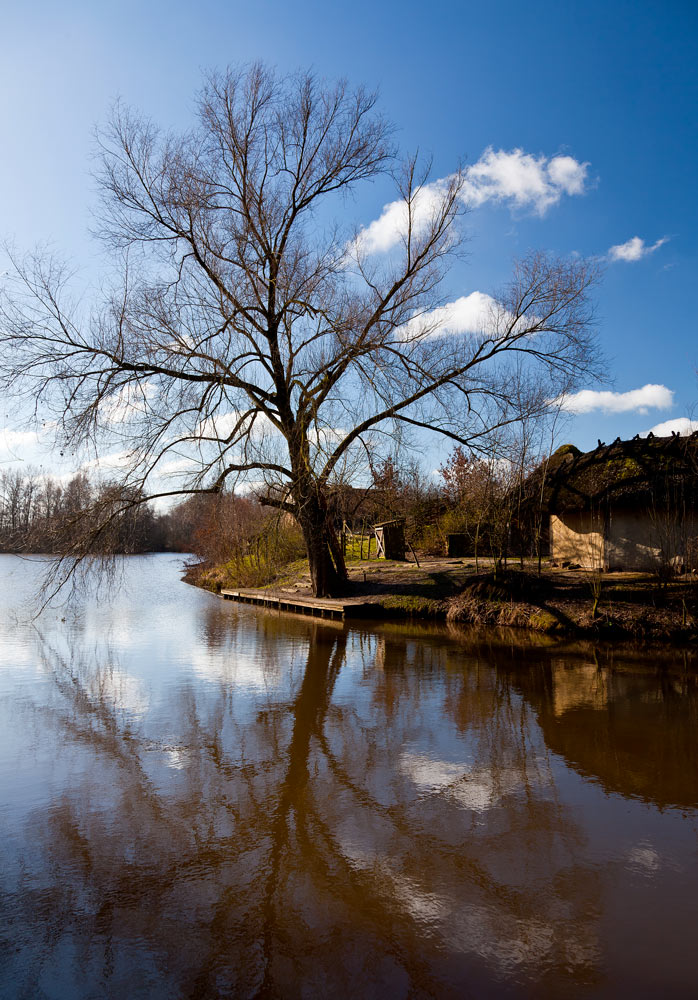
[196,410,275,441]
[547,155,588,194]
[196,411,243,440]
[0,425,60,468]
[352,182,448,256]
[235,478,266,495]
[157,458,197,477]
[400,291,500,340]
[608,236,668,262]
[353,148,589,256]
[81,449,134,472]
[0,428,40,458]
[99,382,156,424]
[461,148,589,215]
[308,425,346,447]
[642,417,698,437]
[555,384,674,415]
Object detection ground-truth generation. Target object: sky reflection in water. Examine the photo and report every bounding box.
[0,554,697,999]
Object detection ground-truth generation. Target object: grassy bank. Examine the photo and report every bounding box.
[186,555,698,642]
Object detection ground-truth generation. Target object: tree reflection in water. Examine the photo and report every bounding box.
[2,615,698,998]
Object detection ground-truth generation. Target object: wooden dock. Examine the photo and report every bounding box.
[220,588,375,621]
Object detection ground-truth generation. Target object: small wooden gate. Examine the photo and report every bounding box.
[374,519,406,560]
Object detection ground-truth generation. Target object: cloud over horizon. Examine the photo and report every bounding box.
[642,417,698,437]
[555,384,674,415]
[608,236,668,262]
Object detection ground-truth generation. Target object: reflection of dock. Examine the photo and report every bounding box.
[220,589,375,621]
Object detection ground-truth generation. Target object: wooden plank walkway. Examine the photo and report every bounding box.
[220,588,375,621]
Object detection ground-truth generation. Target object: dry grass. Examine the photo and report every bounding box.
[445,593,558,631]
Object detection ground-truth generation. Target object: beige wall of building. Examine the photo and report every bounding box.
[551,508,698,572]
[550,512,605,569]
[606,509,698,571]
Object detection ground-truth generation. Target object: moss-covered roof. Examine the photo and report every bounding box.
[533,433,698,512]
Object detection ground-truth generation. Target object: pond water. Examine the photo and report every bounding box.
[1,553,697,999]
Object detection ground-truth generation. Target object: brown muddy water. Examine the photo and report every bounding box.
[1,554,697,999]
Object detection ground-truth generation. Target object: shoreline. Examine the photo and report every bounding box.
[187,557,698,645]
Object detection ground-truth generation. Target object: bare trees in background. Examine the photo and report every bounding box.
[0,468,161,554]
[0,64,599,596]
[0,467,299,590]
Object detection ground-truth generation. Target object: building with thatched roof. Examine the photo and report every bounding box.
[535,434,698,572]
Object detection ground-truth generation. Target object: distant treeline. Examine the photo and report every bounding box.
[0,447,548,565]
[0,468,278,558]
[0,469,164,554]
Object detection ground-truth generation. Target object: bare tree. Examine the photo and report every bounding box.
[0,64,599,596]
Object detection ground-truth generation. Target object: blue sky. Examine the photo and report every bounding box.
[1,0,696,475]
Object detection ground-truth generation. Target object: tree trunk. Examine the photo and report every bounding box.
[296,492,348,598]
